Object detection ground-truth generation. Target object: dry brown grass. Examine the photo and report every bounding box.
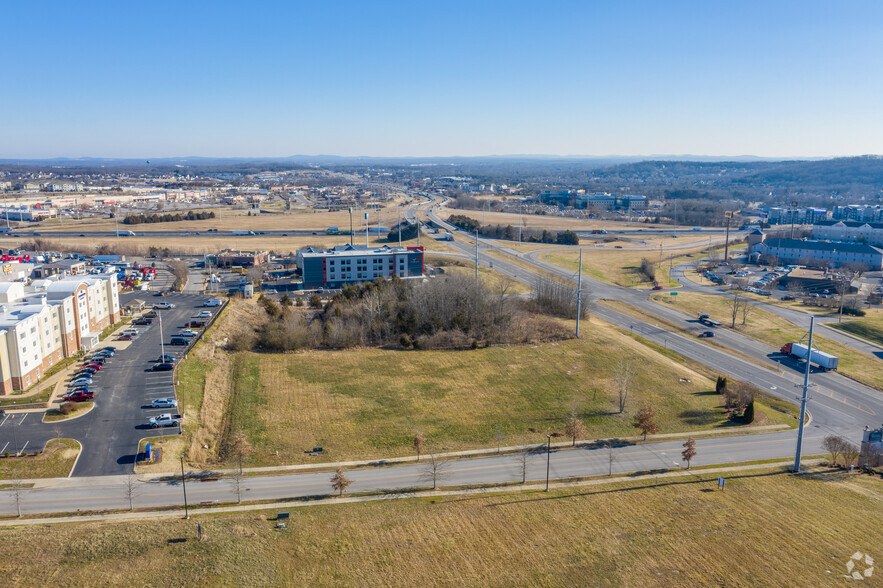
[0,438,80,478]
[0,466,879,586]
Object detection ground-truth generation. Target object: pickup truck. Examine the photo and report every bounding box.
[149,413,184,428]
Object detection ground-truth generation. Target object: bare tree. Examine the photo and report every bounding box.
[11,480,24,517]
[739,298,753,326]
[834,275,852,323]
[167,260,190,292]
[519,446,533,484]
[413,432,425,462]
[563,410,587,446]
[682,438,697,469]
[632,406,658,440]
[842,442,861,468]
[605,441,616,476]
[421,454,449,490]
[612,359,636,413]
[823,434,847,465]
[330,467,352,496]
[728,294,748,329]
[124,472,138,511]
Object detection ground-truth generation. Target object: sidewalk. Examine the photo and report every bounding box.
[1,459,825,527]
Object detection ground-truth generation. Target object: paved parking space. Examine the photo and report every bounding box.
[0,292,222,476]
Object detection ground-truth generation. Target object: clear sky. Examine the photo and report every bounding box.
[1,1,881,159]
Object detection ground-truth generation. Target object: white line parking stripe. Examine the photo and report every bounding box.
[0,414,9,427]
[17,414,27,425]
[18,441,28,455]
[0,442,8,454]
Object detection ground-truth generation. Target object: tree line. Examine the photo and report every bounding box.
[447,214,579,245]
[122,211,216,224]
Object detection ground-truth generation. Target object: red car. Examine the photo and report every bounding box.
[117,334,134,341]
[84,363,102,371]
[64,391,94,402]
[652,285,663,290]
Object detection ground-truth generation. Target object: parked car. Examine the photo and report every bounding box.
[99,346,116,352]
[144,311,158,318]
[151,397,178,408]
[169,336,189,346]
[153,362,175,372]
[149,413,184,428]
[70,377,93,386]
[117,334,134,341]
[176,329,199,338]
[195,310,212,318]
[203,299,223,307]
[76,367,97,376]
[83,363,103,371]
[132,317,153,325]
[95,349,115,357]
[64,390,94,402]
[154,302,175,310]
[156,354,177,363]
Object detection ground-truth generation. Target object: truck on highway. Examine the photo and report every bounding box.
[149,413,184,428]
[780,342,839,371]
[232,230,255,236]
[697,312,722,327]
[444,232,454,241]
[116,230,136,237]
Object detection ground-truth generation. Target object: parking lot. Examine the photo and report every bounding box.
[0,292,222,477]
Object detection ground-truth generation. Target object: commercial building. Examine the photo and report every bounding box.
[0,274,120,393]
[832,205,883,223]
[214,249,269,267]
[32,259,87,279]
[749,237,883,270]
[764,207,829,225]
[296,244,424,289]
[813,220,883,248]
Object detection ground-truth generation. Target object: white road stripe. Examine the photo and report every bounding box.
[18,441,28,455]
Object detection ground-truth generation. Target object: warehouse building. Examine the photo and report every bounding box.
[296,245,424,289]
[0,274,120,393]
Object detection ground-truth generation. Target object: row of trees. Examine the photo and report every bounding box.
[122,211,215,224]
[446,214,579,245]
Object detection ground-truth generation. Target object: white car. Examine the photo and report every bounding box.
[176,329,199,338]
[151,398,178,409]
[70,377,93,386]
[195,310,212,318]
[203,299,222,307]
[154,302,175,310]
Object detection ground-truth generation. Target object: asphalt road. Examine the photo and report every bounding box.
[0,292,217,476]
[0,428,827,516]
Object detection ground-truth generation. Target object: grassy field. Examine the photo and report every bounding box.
[0,439,79,478]
[544,242,736,288]
[651,291,883,390]
[423,255,530,294]
[213,316,793,468]
[0,466,879,586]
[830,310,883,346]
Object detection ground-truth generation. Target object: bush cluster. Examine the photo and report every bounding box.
[122,211,215,224]
[447,215,579,245]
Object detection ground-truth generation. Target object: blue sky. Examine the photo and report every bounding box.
[1,1,881,158]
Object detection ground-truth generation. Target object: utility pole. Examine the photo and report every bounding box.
[398,209,402,247]
[159,310,164,359]
[575,248,583,337]
[793,316,814,473]
[180,455,190,519]
[545,434,552,492]
[790,200,798,239]
[348,207,354,245]
[474,230,479,282]
[365,211,369,247]
[724,211,732,262]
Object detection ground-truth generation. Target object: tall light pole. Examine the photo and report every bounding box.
[575,248,583,337]
[474,230,479,282]
[724,211,732,263]
[790,200,798,239]
[180,454,190,519]
[793,316,814,473]
[545,434,552,492]
[159,310,165,359]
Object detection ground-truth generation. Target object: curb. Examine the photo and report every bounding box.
[819,322,883,352]
[0,459,826,527]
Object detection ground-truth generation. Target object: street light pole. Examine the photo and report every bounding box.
[575,248,583,338]
[793,316,814,473]
[180,454,190,519]
[545,434,552,492]
[474,230,479,282]
[724,212,732,262]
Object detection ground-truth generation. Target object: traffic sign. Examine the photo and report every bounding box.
[670,292,678,296]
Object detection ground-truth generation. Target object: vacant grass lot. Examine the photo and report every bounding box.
[1,466,879,586]
[219,318,791,467]
[652,291,883,390]
[830,310,883,346]
[544,242,734,288]
[0,439,79,479]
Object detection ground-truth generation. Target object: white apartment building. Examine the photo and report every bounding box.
[0,274,120,393]
[813,220,883,247]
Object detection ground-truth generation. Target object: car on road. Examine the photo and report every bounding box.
[699,331,715,338]
[152,362,175,372]
[156,354,176,363]
[70,377,93,386]
[781,295,796,301]
[176,329,199,338]
[154,302,175,309]
[151,397,178,408]
[64,390,94,402]
[652,285,663,290]
[194,310,212,318]
[204,299,222,307]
